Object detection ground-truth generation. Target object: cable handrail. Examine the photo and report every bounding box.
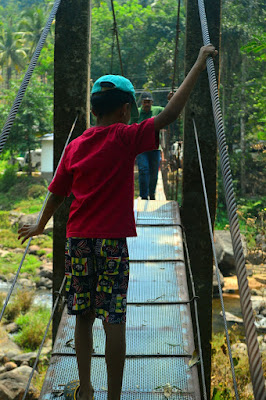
[22,276,66,400]
[192,117,239,399]
[0,0,62,155]
[197,0,265,398]
[0,114,79,322]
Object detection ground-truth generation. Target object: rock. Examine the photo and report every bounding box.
[9,211,24,226]
[4,362,17,371]
[220,311,243,324]
[261,308,266,317]
[250,288,263,296]
[18,278,36,289]
[11,352,37,367]
[0,274,7,282]
[28,245,41,255]
[213,265,224,295]
[231,342,247,355]
[214,230,247,275]
[254,317,266,333]
[247,250,265,265]
[256,234,266,252]
[0,249,9,257]
[0,366,5,374]
[39,264,53,280]
[0,367,39,399]
[5,323,19,334]
[18,213,53,234]
[36,277,52,290]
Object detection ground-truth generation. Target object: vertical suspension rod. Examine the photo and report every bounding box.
[197,0,266,398]
[110,0,124,76]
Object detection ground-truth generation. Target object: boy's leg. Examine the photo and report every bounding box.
[103,321,126,400]
[136,152,150,199]
[75,310,95,400]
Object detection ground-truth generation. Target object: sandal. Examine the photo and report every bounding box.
[64,380,94,400]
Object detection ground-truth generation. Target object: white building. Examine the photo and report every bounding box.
[41,133,54,181]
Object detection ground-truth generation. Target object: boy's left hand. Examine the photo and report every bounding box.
[18,224,44,245]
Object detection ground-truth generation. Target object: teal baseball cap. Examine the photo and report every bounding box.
[91,74,139,120]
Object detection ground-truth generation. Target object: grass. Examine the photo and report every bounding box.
[1,288,34,323]
[0,251,41,276]
[211,327,266,399]
[14,305,51,351]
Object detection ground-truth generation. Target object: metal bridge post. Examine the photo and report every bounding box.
[53,0,91,341]
[182,0,221,398]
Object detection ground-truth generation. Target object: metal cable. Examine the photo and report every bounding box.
[0,0,62,155]
[182,229,208,400]
[110,0,124,76]
[192,117,239,399]
[0,114,79,322]
[22,276,66,400]
[197,0,266,398]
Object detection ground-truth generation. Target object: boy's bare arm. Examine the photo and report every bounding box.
[18,193,65,244]
[154,45,217,131]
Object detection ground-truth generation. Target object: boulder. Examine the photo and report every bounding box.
[18,278,36,289]
[4,362,17,371]
[220,311,243,324]
[5,323,19,334]
[231,342,247,355]
[28,245,41,255]
[247,250,265,265]
[18,213,53,234]
[36,277,52,290]
[11,352,37,367]
[214,230,247,275]
[213,265,224,296]
[0,365,38,382]
[39,263,53,280]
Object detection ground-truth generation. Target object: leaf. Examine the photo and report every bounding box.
[188,349,200,368]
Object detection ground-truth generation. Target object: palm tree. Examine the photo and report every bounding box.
[19,7,50,57]
[0,24,27,88]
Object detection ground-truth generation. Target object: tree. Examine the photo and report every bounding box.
[0,23,27,87]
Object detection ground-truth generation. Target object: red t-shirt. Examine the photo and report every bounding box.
[48,118,158,238]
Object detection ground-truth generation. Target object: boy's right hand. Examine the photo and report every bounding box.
[195,44,218,71]
[18,224,44,245]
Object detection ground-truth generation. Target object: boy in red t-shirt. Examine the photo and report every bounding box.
[18,45,217,400]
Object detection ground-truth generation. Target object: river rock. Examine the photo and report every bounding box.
[18,213,53,233]
[28,245,41,255]
[5,323,19,334]
[0,366,39,400]
[231,342,247,355]
[213,265,224,295]
[11,352,37,367]
[36,276,52,290]
[214,230,247,275]
[220,311,243,324]
[4,362,17,371]
[18,278,36,289]
[39,263,53,280]
[254,317,266,333]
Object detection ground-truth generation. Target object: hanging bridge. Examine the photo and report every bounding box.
[0,0,265,399]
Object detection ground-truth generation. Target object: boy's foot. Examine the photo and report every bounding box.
[77,387,94,400]
[149,195,155,200]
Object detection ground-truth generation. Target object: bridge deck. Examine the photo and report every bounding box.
[40,188,200,399]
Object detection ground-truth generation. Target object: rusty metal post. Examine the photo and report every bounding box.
[53,0,91,341]
[182,0,220,398]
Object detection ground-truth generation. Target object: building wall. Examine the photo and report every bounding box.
[41,140,53,173]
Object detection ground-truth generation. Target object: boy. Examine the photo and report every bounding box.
[18,44,217,400]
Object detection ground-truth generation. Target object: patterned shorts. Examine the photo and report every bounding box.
[65,237,129,324]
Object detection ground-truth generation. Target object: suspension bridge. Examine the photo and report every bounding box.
[0,0,265,399]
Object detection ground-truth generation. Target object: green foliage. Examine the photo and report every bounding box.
[2,288,34,322]
[0,251,41,275]
[14,305,51,350]
[27,184,47,198]
[0,164,17,192]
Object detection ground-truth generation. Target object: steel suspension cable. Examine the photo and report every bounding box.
[0,114,79,322]
[192,117,239,399]
[22,275,66,400]
[197,1,266,398]
[0,0,62,155]
[110,0,124,76]
[182,229,207,400]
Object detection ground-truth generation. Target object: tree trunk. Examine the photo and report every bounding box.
[53,0,91,341]
[182,1,220,398]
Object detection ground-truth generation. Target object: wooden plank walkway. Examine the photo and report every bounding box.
[40,172,200,399]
